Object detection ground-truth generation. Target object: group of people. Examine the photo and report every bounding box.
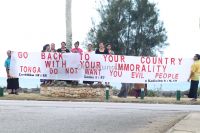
[4,41,200,101]
[41,41,114,54]
[4,41,115,95]
[40,41,115,86]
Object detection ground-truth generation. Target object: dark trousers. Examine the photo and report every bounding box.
[188,80,199,99]
[7,78,19,90]
[7,78,19,93]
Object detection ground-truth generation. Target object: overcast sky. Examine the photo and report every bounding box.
[0,0,200,77]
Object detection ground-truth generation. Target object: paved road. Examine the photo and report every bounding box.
[0,100,200,133]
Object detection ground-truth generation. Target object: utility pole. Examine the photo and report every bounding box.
[66,0,72,49]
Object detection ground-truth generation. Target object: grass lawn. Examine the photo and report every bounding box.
[0,93,200,104]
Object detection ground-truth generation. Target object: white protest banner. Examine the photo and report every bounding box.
[10,51,193,83]
[10,52,82,80]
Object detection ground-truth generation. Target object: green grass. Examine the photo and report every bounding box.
[1,93,200,105]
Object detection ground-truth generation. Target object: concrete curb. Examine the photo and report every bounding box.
[166,112,200,133]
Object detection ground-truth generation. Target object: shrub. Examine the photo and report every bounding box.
[147,90,156,97]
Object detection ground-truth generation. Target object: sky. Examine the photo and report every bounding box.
[0,0,200,90]
[153,0,200,57]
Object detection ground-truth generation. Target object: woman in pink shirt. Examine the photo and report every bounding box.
[71,41,83,53]
[71,41,83,85]
[83,44,95,85]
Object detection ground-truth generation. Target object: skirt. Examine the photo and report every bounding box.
[7,78,19,90]
[188,80,199,99]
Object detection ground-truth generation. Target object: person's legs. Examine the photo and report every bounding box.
[193,81,199,99]
[83,81,94,85]
[72,80,79,85]
[135,89,141,98]
[83,81,88,84]
[13,78,19,95]
[7,78,14,94]
[66,80,72,84]
[188,80,199,100]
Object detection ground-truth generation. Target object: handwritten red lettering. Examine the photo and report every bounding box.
[103,55,125,63]
[80,61,101,69]
[41,52,63,60]
[50,68,58,74]
[155,73,179,79]
[85,69,100,75]
[178,58,183,65]
[45,61,60,68]
[18,52,28,59]
[110,70,122,77]
[131,72,144,79]
[66,68,78,74]
[140,57,181,65]
[20,66,41,73]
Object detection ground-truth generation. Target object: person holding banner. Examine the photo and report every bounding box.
[71,41,83,85]
[83,44,95,85]
[188,54,200,101]
[107,43,115,55]
[71,41,83,53]
[95,42,109,86]
[41,44,52,85]
[106,43,115,86]
[87,43,95,54]
[4,50,19,95]
[95,42,109,54]
[50,43,56,52]
[56,41,72,85]
[42,44,50,52]
[57,42,70,53]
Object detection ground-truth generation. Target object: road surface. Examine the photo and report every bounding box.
[1,100,200,133]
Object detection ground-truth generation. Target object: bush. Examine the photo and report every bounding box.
[161,91,176,97]
[147,90,156,97]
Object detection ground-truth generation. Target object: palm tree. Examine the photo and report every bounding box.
[66,0,72,49]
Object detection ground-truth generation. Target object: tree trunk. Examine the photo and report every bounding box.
[118,83,133,98]
[66,0,72,49]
